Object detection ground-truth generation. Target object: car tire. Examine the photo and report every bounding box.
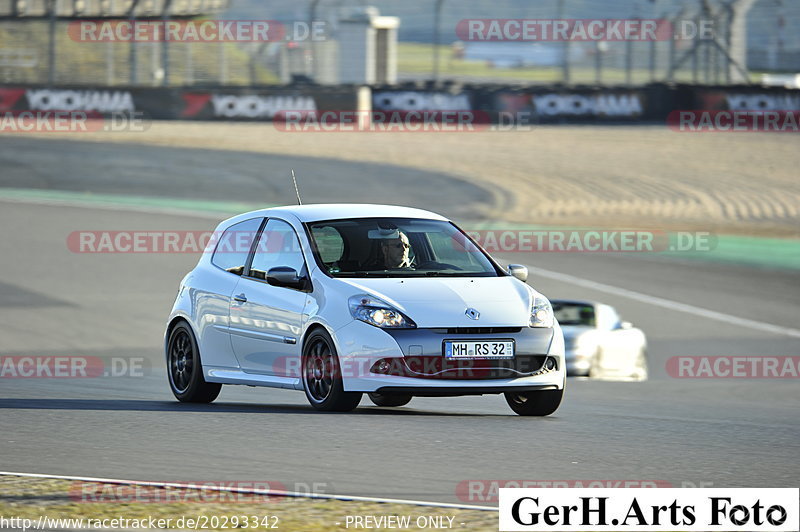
[302,329,362,412]
[368,392,412,407]
[167,322,222,403]
[504,378,565,416]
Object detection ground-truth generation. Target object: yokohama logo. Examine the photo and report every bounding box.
[373,92,471,112]
[26,89,135,113]
[725,94,800,111]
[211,94,317,119]
[533,94,643,117]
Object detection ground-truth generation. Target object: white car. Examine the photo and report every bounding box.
[164,204,565,416]
[553,299,648,380]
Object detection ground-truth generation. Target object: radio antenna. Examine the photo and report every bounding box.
[291,169,303,205]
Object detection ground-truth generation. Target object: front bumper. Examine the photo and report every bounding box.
[331,320,565,393]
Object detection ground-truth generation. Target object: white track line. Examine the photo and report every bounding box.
[0,471,496,512]
[526,265,800,339]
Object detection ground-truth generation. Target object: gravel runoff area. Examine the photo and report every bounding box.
[0,476,497,531]
[3,122,798,237]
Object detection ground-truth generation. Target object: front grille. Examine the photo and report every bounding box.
[387,355,549,379]
[433,327,523,335]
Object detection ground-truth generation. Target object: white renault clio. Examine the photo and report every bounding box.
[165,204,565,416]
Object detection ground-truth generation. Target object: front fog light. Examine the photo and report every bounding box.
[371,359,392,374]
[545,357,556,370]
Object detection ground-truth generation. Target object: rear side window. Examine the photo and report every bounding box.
[211,218,263,275]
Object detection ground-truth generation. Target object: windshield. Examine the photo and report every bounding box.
[307,218,500,278]
[552,302,596,327]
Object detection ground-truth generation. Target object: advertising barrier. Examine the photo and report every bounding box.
[1,83,798,125]
[0,85,366,121]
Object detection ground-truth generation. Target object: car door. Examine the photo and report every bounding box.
[196,216,264,369]
[228,218,310,377]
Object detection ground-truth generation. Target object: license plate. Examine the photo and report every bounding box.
[444,340,515,359]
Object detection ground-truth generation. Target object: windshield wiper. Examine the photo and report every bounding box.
[333,271,388,277]
[421,271,485,277]
[334,270,492,278]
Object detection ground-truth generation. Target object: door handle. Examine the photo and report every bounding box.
[233,293,247,303]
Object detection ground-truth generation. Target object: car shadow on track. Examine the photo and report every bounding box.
[0,398,502,416]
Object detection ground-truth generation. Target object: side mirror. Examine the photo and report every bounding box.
[266,267,307,290]
[507,264,528,282]
[620,321,633,330]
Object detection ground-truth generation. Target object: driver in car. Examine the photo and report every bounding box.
[366,230,414,270]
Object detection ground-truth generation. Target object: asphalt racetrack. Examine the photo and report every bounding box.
[0,137,798,504]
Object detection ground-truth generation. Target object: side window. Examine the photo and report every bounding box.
[211,218,263,275]
[249,219,307,281]
[311,225,345,264]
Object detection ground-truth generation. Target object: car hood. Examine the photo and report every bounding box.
[337,276,533,328]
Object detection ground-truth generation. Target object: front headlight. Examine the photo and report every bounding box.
[529,295,554,328]
[348,295,416,329]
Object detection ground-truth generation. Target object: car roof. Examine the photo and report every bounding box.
[226,203,449,225]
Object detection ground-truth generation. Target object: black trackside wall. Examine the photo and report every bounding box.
[1,83,798,123]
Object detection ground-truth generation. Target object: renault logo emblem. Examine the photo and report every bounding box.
[465,308,480,320]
